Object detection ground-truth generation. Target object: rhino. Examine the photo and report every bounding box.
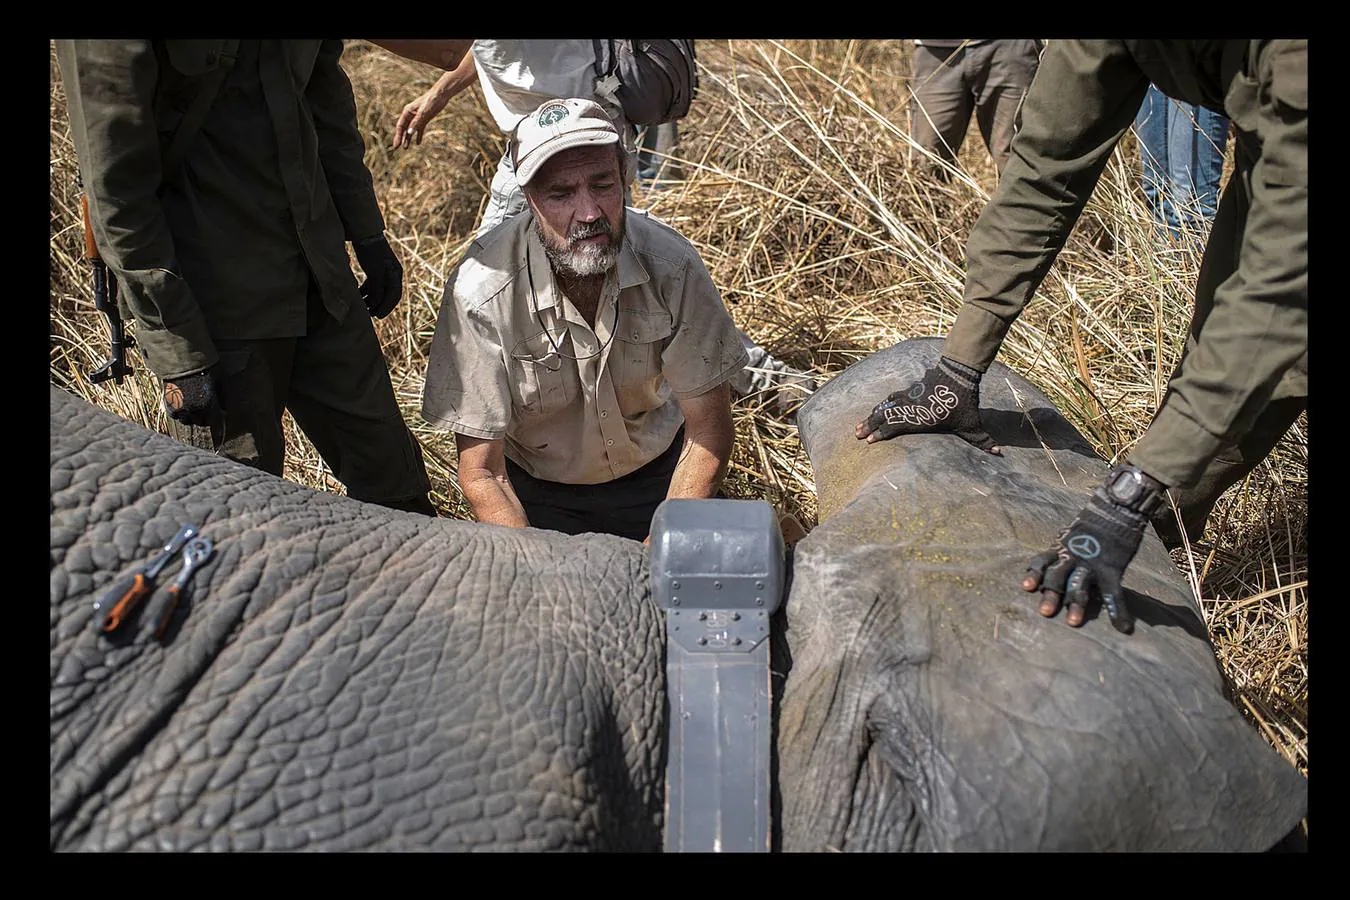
[49,337,1306,851]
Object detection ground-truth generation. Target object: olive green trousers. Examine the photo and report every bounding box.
[168,283,435,516]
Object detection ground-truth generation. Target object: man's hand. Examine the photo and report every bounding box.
[394,82,451,149]
[854,356,1001,454]
[1022,464,1167,634]
[161,370,220,427]
[353,235,404,318]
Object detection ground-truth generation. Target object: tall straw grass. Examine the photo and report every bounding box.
[48,40,1306,781]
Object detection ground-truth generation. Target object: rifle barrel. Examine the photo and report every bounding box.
[79,191,134,385]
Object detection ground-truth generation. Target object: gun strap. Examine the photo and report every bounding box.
[160,40,240,186]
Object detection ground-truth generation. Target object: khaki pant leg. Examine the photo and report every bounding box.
[971,39,1042,173]
[909,45,973,172]
[285,287,434,514]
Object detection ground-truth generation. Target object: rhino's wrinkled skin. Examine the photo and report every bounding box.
[51,333,1307,851]
[51,384,664,850]
[778,338,1307,850]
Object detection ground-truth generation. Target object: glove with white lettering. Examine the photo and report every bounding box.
[161,369,220,427]
[1022,464,1167,635]
[353,234,404,319]
[854,356,1000,454]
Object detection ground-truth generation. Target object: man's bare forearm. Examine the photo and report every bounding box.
[368,40,472,71]
[459,469,530,528]
[668,383,735,500]
[453,432,529,528]
[666,438,730,500]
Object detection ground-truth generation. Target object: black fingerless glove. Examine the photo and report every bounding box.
[860,356,999,452]
[161,370,220,427]
[1024,464,1167,634]
[353,234,404,319]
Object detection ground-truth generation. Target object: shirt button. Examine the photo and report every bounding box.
[607,439,614,446]
[601,410,608,418]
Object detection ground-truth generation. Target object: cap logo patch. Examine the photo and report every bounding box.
[537,102,570,126]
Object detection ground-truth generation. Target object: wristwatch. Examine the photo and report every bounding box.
[1103,464,1167,516]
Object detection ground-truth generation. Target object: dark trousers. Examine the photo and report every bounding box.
[505,427,685,542]
[168,280,435,515]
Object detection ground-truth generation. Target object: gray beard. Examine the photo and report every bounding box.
[537,216,624,278]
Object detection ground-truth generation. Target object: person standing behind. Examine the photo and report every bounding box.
[1134,84,1231,241]
[421,99,747,542]
[636,120,683,187]
[909,39,1043,178]
[57,40,436,515]
[388,39,819,417]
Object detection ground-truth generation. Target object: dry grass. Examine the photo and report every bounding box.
[48,40,1306,781]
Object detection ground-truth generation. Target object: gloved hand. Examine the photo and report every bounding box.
[854,356,1001,454]
[1022,463,1167,635]
[161,369,220,427]
[352,234,404,319]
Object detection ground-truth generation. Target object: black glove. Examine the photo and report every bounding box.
[1022,464,1167,634]
[352,234,403,319]
[161,370,220,427]
[855,356,1000,454]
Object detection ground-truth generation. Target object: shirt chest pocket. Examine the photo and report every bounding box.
[154,40,236,135]
[611,308,674,412]
[508,330,575,417]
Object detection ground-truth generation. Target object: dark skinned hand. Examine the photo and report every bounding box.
[1022,465,1167,635]
[160,369,221,427]
[854,356,1001,454]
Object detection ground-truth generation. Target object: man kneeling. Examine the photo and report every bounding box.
[422,98,748,542]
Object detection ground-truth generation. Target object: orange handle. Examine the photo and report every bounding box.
[151,584,185,641]
[100,574,150,633]
[81,194,101,262]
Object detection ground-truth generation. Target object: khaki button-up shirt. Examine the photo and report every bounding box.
[423,207,748,484]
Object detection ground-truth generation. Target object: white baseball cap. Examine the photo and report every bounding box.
[511,98,621,186]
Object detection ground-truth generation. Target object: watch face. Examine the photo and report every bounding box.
[1108,469,1142,504]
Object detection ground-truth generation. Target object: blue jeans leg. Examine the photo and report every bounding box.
[1165,98,1227,235]
[1135,85,1177,235]
[1135,85,1230,240]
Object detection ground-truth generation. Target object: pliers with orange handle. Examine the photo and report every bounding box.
[147,536,214,640]
[93,524,197,634]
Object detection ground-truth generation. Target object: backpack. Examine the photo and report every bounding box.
[593,40,699,126]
